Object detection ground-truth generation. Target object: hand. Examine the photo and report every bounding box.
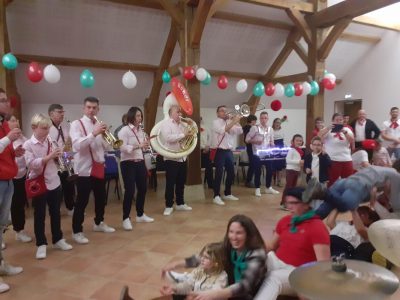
[161,261,182,278]
[202,146,210,153]
[49,147,63,159]
[160,285,174,296]
[93,123,107,137]
[305,168,311,174]
[7,128,21,141]
[233,115,241,123]
[255,140,263,145]
[140,141,149,150]
[14,145,25,157]
[189,290,218,300]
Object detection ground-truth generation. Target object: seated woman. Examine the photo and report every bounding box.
[161,214,267,300]
[327,206,380,261]
[255,187,330,300]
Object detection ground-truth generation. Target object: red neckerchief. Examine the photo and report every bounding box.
[333,132,344,140]
[292,145,304,158]
[390,120,399,129]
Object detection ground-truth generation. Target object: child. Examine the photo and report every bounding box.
[272,118,286,187]
[24,114,73,259]
[161,242,228,296]
[304,136,331,184]
[372,139,392,167]
[280,134,304,209]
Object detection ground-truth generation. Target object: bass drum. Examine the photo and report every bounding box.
[150,120,198,160]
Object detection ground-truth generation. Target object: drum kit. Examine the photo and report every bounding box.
[288,219,400,300]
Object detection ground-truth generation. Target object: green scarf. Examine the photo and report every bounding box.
[290,210,316,233]
[230,249,248,283]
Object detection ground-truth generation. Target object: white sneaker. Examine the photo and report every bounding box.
[93,222,116,233]
[255,188,261,197]
[213,196,225,206]
[122,218,133,231]
[67,209,74,217]
[53,239,73,251]
[1,242,5,250]
[265,187,280,194]
[223,194,239,201]
[163,207,174,216]
[136,214,154,223]
[0,260,23,276]
[175,204,192,211]
[36,245,47,260]
[0,282,10,293]
[72,232,89,244]
[15,231,32,243]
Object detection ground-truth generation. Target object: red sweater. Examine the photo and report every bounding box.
[0,120,18,180]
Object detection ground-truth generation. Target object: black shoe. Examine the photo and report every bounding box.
[302,178,326,203]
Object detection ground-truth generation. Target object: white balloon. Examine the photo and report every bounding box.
[196,68,207,81]
[236,79,248,93]
[122,71,137,89]
[274,83,284,97]
[302,81,311,95]
[43,64,60,84]
[324,73,336,82]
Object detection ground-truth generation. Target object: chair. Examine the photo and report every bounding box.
[119,285,134,300]
[105,154,121,203]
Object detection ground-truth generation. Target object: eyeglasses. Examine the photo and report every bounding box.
[286,201,302,205]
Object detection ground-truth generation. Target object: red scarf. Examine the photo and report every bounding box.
[390,121,398,129]
[292,146,304,158]
[333,132,344,140]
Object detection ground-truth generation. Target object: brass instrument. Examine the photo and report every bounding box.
[93,116,123,149]
[50,138,78,181]
[179,117,198,151]
[227,104,251,118]
[139,123,157,164]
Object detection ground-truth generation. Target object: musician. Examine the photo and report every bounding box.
[48,104,75,215]
[69,97,115,245]
[211,105,243,206]
[0,88,23,293]
[246,111,279,197]
[118,106,154,230]
[200,117,213,189]
[159,105,192,216]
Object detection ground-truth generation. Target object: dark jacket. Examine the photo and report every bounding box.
[304,152,331,183]
[350,119,381,140]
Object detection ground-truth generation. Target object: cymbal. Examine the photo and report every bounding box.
[289,259,399,300]
[369,219,400,267]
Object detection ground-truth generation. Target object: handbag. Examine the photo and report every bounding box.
[25,140,50,198]
[210,133,225,162]
[79,120,105,179]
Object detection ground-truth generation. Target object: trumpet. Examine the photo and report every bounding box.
[179,117,198,151]
[49,138,78,181]
[227,104,251,118]
[93,116,123,149]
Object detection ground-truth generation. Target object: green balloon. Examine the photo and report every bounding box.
[2,53,18,70]
[162,70,171,83]
[201,72,211,85]
[80,69,95,88]
[310,81,320,96]
[253,82,265,97]
[284,83,295,97]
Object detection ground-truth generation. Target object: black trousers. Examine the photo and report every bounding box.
[213,149,235,197]
[32,186,63,246]
[120,160,147,219]
[11,176,27,232]
[252,155,273,188]
[59,171,75,211]
[73,176,106,233]
[165,160,187,208]
[246,146,254,183]
[201,150,214,187]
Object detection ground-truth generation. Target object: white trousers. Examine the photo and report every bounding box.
[254,251,296,300]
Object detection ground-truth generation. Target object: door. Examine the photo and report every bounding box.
[334,100,362,124]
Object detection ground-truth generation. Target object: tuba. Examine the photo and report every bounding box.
[93,116,123,149]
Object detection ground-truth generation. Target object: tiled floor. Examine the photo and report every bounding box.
[1,177,399,300]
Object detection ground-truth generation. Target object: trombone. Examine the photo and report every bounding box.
[227,103,266,118]
[93,116,123,149]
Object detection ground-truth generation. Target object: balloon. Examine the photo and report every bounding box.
[43,64,60,84]
[201,72,211,85]
[265,82,275,96]
[27,62,43,83]
[80,69,95,88]
[253,82,265,97]
[236,79,248,93]
[171,77,193,116]
[274,83,284,97]
[2,53,18,70]
[362,139,376,150]
[183,66,195,80]
[217,75,228,89]
[302,82,311,95]
[310,81,320,96]
[324,73,336,82]
[270,100,282,111]
[122,71,137,89]
[284,83,295,97]
[294,83,303,96]
[196,67,207,81]
[322,78,336,90]
[162,70,171,83]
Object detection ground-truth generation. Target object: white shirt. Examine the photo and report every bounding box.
[330,221,364,249]
[382,119,400,149]
[324,128,353,161]
[286,148,302,171]
[13,135,27,179]
[159,118,187,162]
[352,150,369,171]
[273,128,285,141]
[200,125,211,149]
[70,115,108,177]
[311,152,320,182]
[211,118,243,150]
[118,124,145,162]
[49,122,70,148]
[354,120,366,142]
[245,124,274,154]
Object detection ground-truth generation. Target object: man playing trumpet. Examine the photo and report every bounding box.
[69,97,115,245]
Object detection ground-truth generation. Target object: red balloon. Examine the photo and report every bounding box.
[27,62,43,83]
[171,77,193,116]
[270,100,282,111]
[362,139,376,150]
[265,82,275,96]
[294,83,303,96]
[217,75,228,89]
[183,66,195,80]
[322,78,336,90]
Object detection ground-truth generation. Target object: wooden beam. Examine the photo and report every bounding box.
[207,0,231,21]
[104,0,162,10]
[158,0,184,27]
[339,32,381,44]
[318,17,352,60]
[353,15,400,32]
[190,0,214,48]
[14,54,158,72]
[167,62,181,77]
[306,0,400,28]
[286,8,312,44]
[236,0,314,13]
[273,72,308,84]
[291,41,308,65]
